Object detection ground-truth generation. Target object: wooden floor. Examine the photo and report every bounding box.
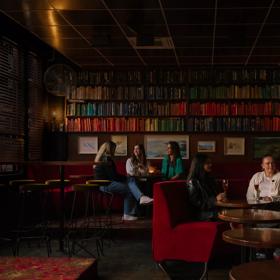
[0,214,231,279]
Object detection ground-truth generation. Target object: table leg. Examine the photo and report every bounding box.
[59,165,65,251]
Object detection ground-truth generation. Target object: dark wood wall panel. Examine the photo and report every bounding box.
[0,135,24,162]
[0,37,24,162]
[27,52,45,161]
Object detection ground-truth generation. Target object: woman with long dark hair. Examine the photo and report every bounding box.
[187,153,225,221]
[161,141,184,180]
[126,144,153,205]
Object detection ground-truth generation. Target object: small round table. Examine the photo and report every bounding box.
[216,199,251,208]
[223,228,280,249]
[218,209,280,224]
[229,260,280,280]
[216,199,273,208]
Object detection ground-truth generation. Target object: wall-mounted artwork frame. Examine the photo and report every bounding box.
[111,135,127,156]
[253,137,280,159]
[145,135,189,159]
[197,141,216,153]
[78,136,98,154]
[224,137,245,155]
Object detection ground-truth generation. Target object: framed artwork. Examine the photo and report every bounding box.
[78,136,98,154]
[253,137,280,159]
[224,137,245,155]
[111,135,127,156]
[145,135,189,159]
[197,141,216,153]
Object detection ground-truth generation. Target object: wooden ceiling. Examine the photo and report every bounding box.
[1,0,280,69]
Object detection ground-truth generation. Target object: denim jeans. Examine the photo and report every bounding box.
[127,177,143,201]
[100,181,137,216]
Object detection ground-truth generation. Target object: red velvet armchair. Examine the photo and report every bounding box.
[152,180,220,266]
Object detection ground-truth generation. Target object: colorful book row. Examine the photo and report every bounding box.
[66,117,185,132]
[189,102,280,116]
[186,117,280,132]
[77,69,280,85]
[189,85,280,99]
[66,102,187,117]
[68,85,280,100]
[65,117,280,132]
[69,86,186,100]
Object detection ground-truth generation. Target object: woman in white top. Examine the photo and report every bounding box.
[246,154,280,201]
[126,144,153,205]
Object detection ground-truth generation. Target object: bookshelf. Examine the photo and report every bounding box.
[65,69,280,134]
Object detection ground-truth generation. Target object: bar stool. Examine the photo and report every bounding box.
[14,183,52,256]
[45,179,70,187]
[86,180,113,233]
[67,183,102,257]
[9,179,36,190]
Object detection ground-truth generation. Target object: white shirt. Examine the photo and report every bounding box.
[246,171,280,200]
[126,158,149,176]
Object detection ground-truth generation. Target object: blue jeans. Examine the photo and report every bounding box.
[127,177,143,201]
[100,181,137,216]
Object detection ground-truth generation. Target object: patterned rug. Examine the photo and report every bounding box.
[0,257,97,280]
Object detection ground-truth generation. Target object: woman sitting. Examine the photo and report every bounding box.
[161,141,184,180]
[187,154,225,221]
[126,144,153,205]
[94,141,138,221]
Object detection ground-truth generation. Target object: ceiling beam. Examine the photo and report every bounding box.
[99,0,147,66]
[211,0,218,65]
[244,0,275,65]
[158,0,180,66]
[48,1,114,66]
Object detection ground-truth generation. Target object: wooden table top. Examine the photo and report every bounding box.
[216,199,272,208]
[135,174,163,182]
[218,209,280,224]
[69,174,94,179]
[223,228,280,248]
[216,199,251,208]
[229,260,280,280]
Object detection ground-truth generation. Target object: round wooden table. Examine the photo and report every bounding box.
[223,228,280,248]
[229,260,280,280]
[218,209,280,224]
[216,199,272,208]
[216,199,251,208]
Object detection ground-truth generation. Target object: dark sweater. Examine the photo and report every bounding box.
[94,157,126,182]
[187,176,219,220]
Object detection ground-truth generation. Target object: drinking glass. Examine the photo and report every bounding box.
[254,180,260,201]
[222,179,229,192]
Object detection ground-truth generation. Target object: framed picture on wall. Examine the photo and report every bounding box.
[197,141,216,153]
[111,135,127,156]
[224,137,245,155]
[145,135,189,159]
[78,136,98,154]
[253,137,280,159]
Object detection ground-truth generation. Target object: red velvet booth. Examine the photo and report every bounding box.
[152,180,220,265]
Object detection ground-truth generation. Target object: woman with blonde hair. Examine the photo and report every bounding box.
[94,141,138,221]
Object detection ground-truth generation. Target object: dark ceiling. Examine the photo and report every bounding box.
[1,0,280,69]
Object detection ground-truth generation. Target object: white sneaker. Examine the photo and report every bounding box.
[140,195,154,205]
[122,214,138,221]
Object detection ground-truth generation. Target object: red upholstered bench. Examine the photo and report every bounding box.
[0,257,97,279]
